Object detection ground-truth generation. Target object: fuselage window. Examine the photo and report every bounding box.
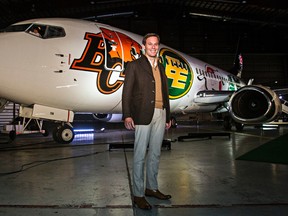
[1,23,65,39]
[45,26,66,38]
[26,24,65,39]
[0,24,31,32]
[27,24,46,38]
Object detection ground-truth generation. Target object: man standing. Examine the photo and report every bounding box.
[122,33,171,210]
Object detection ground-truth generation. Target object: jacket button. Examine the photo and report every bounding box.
[151,100,154,104]
[152,80,155,82]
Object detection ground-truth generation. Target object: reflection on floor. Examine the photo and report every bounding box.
[0,122,288,216]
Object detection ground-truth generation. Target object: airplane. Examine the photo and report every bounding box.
[0,18,282,144]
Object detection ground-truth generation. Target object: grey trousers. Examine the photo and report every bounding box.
[133,108,166,197]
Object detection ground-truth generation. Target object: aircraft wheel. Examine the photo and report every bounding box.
[56,125,75,144]
[235,122,244,131]
[52,126,60,143]
[9,130,16,140]
[42,127,49,137]
[171,116,177,128]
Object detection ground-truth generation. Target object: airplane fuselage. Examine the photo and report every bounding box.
[0,18,244,115]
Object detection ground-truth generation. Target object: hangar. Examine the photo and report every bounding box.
[0,1,288,215]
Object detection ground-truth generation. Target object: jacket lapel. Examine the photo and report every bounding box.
[139,55,153,76]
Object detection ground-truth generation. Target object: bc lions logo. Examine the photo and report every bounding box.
[70,28,142,94]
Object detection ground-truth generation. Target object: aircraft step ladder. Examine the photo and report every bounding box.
[0,102,19,131]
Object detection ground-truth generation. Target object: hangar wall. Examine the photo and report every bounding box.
[194,53,288,86]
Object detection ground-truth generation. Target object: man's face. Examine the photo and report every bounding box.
[143,36,159,58]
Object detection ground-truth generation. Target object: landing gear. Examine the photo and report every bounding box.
[9,130,16,140]
[223,116,232,130]
[52,124,75,144]
[223,116,244,131]
[235,122,244,131]
[170,116,178,128]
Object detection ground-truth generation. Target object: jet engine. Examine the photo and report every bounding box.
[92,113,123,123]
[229,85,282,124]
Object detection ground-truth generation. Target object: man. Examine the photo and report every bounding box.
[122,33,171,210]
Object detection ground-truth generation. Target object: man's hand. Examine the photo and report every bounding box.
[124,117,135,130]
[166,120,171,130]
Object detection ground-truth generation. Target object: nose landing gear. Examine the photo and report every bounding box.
[52,124,75,144]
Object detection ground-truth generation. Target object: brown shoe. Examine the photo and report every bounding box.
[133,196,152,210]
[145,189,172,200]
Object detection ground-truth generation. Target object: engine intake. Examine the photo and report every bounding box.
[229,85,282,124]
[92,113,123,123]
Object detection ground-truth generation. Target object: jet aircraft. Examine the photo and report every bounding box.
[0,18,282,143]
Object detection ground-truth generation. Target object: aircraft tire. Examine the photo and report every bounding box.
[56,125,75,144]
[171,116,177,128]
[42,127,49,137]
[235,122,244,131]
[9,130,16,140]
[52,126,60,143]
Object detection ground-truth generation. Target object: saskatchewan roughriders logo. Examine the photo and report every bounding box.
[160,48,193,99]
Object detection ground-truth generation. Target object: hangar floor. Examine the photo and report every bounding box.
[0,121,288,216]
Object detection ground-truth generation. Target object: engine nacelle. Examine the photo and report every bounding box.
[92,113,123,123]
[229,85,282,124]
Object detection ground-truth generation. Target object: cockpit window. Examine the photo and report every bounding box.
[0,24,31,32]
[0,23,66,39]
[27,24,65,39]
[27,25,46,38]
[45,26,66,38]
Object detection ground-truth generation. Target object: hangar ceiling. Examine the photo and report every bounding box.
[1,0,287,26]
[0,0,287,54]
[1,0,287,27]
[0,0,288,53]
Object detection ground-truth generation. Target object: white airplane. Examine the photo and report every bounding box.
[0,18,282,143]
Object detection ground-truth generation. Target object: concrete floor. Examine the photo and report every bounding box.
[0,121,288,216]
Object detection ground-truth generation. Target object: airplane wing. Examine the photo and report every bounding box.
[272,87,288,114]
[194,90,233,104]
[272,88,288,96]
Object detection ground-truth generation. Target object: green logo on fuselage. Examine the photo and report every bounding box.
[160,48,193,99]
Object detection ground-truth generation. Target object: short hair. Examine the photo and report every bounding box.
[142,33,160,45]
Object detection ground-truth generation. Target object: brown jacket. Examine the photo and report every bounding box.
[122,55,170,125]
